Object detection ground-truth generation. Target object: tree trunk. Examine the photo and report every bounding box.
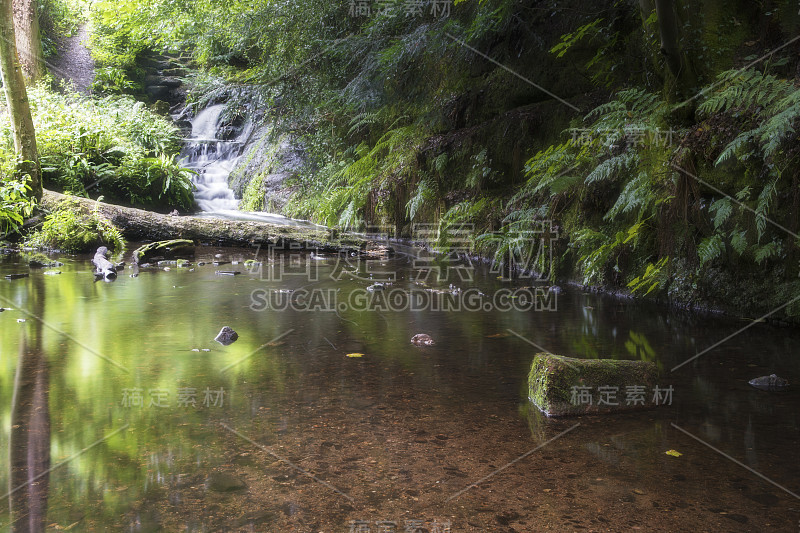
[654,0,697,99]
[0,0,41,200]
[12,0,44,81]
[40,190,366,252]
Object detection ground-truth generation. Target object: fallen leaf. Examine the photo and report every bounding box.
[346,353,364,358]
[665,449,682,457]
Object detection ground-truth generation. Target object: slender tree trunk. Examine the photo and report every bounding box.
[654,0,697,99]
[0,0,41,200]
[12,0,44,81]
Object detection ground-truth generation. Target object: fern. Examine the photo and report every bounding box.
[584,151,636,185]
[710,198,733,229]
[698,70,791,117]
[754,177,778,241]
[754,240,781,264]
[697,234,725,265]
[603,171,659,221]
[406,177,435,221]
[730,229,748,255]
[628,257,669,295]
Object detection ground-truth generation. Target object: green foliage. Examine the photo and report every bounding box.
[699,69,800,175]
[0,179,35,238]
[628,257,670,295]
[697,234,724,265]
[551,19,605,59]
[92,66,139,94]
[22,85,194,210]
[572,220,647,285]
[27,196,126,253]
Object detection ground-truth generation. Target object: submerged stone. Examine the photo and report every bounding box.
[748,374,789,391]
[215,326,239,346]
[528,352,660,417]
[411,333,435,346]
[205,472,247,492]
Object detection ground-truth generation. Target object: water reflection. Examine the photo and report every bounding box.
[7,276,50,533]
[0,248,798,530]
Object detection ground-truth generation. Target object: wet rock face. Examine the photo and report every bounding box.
[411,334,435,346]
[215,326,239,346]
[748,374,789,391]
[228,126,308,212]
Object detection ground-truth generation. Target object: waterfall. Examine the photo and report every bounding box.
[179,104,244,212]
[177,104,322,228]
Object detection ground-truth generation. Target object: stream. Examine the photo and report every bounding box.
[1,248,798,531]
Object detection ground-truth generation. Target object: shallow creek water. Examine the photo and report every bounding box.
[0,246,798,532]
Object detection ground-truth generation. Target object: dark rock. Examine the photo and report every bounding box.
[214,326,239,345]
[205,472,247,492]
[160,77,183,89]
[145,85,171,101]
[411,334,436,346]
[161,67,187,77]
[175,119,192,134]
[748,374,789,391]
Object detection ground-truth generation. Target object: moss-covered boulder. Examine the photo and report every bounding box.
[528,353,661,417]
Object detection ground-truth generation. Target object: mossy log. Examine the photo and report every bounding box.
[528,352,661,417]
[40,190,364,252]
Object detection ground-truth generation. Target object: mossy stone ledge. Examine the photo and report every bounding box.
[528,352,661,417]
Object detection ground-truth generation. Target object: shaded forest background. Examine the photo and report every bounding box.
[3,0,800,317]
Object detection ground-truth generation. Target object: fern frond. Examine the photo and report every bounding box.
[697,234,724,264]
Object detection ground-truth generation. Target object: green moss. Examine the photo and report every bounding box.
[528,352,660,417]
[240,170,266,211]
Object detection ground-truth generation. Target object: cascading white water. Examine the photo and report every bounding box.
[178,104,322,227]
[180,104,243,212]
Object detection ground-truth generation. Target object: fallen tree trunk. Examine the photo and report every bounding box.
[40,190,364,252]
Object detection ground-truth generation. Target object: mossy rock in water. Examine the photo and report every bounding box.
[133,239,195,264]
[528,353,660,417]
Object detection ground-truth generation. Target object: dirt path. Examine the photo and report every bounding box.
[48,24,95,94]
